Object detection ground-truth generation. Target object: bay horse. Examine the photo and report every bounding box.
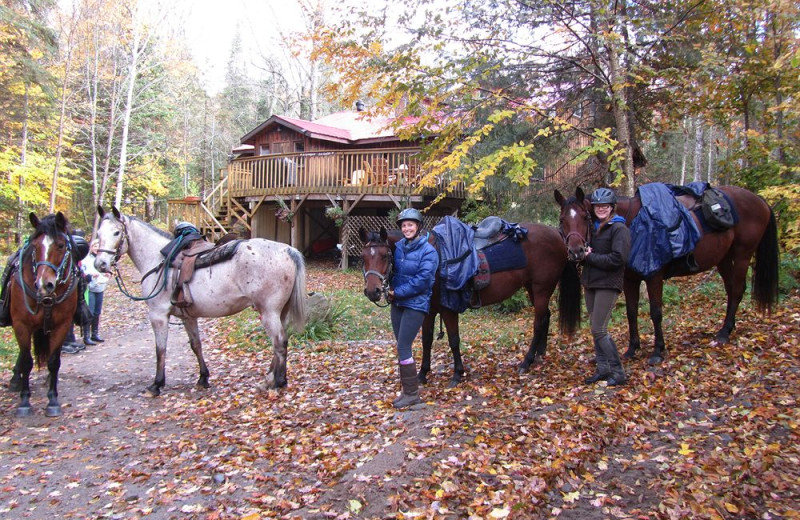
[93,206,306,396]
[359,224,582,386]
[555,185,779,364]
[8,212,80,417]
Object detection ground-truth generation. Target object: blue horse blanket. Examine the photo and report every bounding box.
[629,183,700,278]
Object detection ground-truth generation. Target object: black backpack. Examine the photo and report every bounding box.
[702,188,735,231]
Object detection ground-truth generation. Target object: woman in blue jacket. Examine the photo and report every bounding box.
[387,208,439,408]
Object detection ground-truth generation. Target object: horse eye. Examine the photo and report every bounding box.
[114,231,120,236]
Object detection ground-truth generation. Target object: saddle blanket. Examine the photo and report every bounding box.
[482,237,527,273]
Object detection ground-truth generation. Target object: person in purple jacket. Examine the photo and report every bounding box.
[386,208,439,408]
[582,188,631,387]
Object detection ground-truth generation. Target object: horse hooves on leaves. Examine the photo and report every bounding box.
[623,350,637,361]
[45,405,62,417]
[144,386,161,398]
[647,355,664,366]
[16,406,33,418]
[448,377,462,388]
[196,378,211,389]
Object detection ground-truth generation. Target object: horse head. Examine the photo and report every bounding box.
[94,205,128,273]
[27,212,72,297]
[555,187,592,262]
[358,226,392,304]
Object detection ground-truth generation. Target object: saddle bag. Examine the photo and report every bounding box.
[702,188,735,231]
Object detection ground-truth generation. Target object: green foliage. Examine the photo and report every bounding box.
[760,184,800,252]
[292,298,348,344]
[492,289,529,314]
[778,253,800,295]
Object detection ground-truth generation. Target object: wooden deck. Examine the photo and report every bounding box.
[167,148,466,240]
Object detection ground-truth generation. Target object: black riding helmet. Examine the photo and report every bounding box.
[71,235,90,261]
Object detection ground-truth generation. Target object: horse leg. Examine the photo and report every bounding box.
[419,313,435,385]
[519,289,550,373]
[623,277,642,360]
[8,354,22,392]
[260,312,288,390]
[45,349,62,417]
[645,276,666,365]
[147,312,170,397]
[182,317,210,389]
[14,343,34,417]
[441,311,464,387]
[715,256,745,343]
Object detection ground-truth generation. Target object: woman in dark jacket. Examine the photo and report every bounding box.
[387,208,439,408]
[582,188,631,386]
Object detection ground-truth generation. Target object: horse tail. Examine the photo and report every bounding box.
[751,207,780,313]
[285,247,307,332]
[33,328,49,368]
[558,261,582,336]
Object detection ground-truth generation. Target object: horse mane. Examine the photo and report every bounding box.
[122,214,172,240]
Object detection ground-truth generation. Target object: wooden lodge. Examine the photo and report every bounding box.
[167,108,466,268]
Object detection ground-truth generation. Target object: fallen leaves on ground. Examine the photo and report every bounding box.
[0,259,797,520]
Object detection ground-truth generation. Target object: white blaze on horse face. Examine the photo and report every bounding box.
[569,208,578,219]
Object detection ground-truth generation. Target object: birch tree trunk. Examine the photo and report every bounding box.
[706,125,715,183]
[50,8,79,211]
[115,20,140,208]
[693,119,704,182]
[680,117,690,185]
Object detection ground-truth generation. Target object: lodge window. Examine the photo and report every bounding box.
[259,144,270,156]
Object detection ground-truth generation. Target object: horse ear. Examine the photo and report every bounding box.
[576,187,585,202]
[379,227,388,242]
[358,227,368,243]
[112,206,121,220]
[29,212,39,229]
[97,205,105,218]
[55,211,67,230]
[554,190,565,206]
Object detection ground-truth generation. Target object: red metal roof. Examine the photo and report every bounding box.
[240,111,401,145]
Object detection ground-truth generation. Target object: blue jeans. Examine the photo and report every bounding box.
[88,291,104,319]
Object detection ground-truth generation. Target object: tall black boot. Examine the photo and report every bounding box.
[91,316,104,342]
[393,362,421,409]
[599,336,626,386]
[83,323,97,346]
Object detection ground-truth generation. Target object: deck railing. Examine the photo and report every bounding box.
[227,148,465,198]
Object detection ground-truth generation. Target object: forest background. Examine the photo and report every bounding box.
[0,0,798,253]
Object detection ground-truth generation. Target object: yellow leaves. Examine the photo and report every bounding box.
[347,499,362,514]
[723,502,739,514]
[562,490,580,503]
[678,443,695,457]
[488,507,510,518]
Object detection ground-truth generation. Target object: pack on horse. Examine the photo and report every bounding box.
[555,185,779,364]
[4,213,81,417]
[359,219,582,386]
[93,206,307,396]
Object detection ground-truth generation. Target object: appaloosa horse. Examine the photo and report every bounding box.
[555,185,779,364]
[8,212,80,417]
[360,223,582,385]
[93,206,306,396]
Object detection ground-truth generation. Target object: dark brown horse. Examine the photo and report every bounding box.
[359,224,582,385]
[7,212,80,417]
[555,185,779,364]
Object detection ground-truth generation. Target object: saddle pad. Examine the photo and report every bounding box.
[482,237,526,273]
[195,239,244,270]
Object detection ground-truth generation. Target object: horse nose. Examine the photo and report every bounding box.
[364,287,380,302]
[37,280,55,294]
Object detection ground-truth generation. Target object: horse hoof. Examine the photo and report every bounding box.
[647,355,663,366]
[623,350,636,361]
[417,374,428,385]
[144,386,161,398]
[715,335,730,344]
[448,377,462,388]
[196,379,211,389]
[16,406,33,418]
[45,405,62,417]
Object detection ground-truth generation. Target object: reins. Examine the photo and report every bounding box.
[363,242,393,308]
[101,217,170,302]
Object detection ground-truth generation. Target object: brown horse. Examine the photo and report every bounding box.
[555,185,779,364]
[7,212,80,417]
[359,224,582,385]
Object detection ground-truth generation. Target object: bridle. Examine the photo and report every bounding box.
[97,216,129,267]
[559,203,592,259]
[362,241,393,307]
[17,232,79,329]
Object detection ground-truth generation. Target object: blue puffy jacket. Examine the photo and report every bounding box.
[392,233,439,313]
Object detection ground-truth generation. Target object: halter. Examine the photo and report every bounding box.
[97,217,129,267]
[362,242,393,308]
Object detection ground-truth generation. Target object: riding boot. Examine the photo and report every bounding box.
[91,316,104,342]
[0,250,20,327]
[393,362,421,409]
[599,336,626,386]
[82,324,97,346]
[584,339,611,384]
